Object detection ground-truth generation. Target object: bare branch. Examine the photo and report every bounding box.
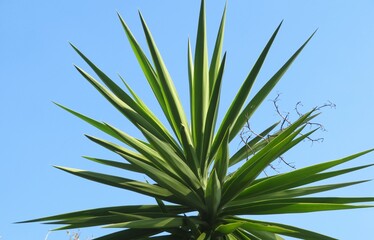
[271,93,335,144]
[240,93,335,173]
[239,117,289,173]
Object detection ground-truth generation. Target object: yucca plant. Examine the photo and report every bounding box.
[23,1,374,239]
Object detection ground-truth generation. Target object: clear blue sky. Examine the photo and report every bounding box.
[1,0,374,239]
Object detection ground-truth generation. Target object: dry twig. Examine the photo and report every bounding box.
[240,94,335,173]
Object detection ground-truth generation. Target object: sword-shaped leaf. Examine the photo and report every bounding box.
[179,124,201,177]
[139,13,192,148]
[229,30,316,140]
[138,126,202,191]
[93,229,162,240]
[54,166,175,202]
[234,218,337,240]
[104,216,200,229]
[21,205,191,224]
[83,156,143,174]
[54,103,121,141]
[202,53,227,169]
[237,149,374,199]
[216,222,245,234]
[188,39,194,133]
[115,151,205,211]
[232,180,370,205]
[233,229,263,240]
[192,0,209,159]
[117,13,167,118]
[85,135,160,168]
[213,126,230,184]
[205,171,221,220]
[223,199,373,215]
[245,230,285,240]
[210,22,282,160]
[71,45,183,155]
[209,4,226,94]
[74,66,173,143]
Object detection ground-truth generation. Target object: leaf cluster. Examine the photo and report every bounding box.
[22,1,374,239]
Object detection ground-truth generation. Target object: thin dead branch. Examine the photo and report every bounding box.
[240,93,335,173]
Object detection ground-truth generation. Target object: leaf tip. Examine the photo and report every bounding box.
[53,165,64,170]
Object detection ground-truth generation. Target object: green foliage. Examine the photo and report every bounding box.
[23,1,373,239]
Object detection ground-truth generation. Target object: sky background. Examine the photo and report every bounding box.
[1,0,374,239]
